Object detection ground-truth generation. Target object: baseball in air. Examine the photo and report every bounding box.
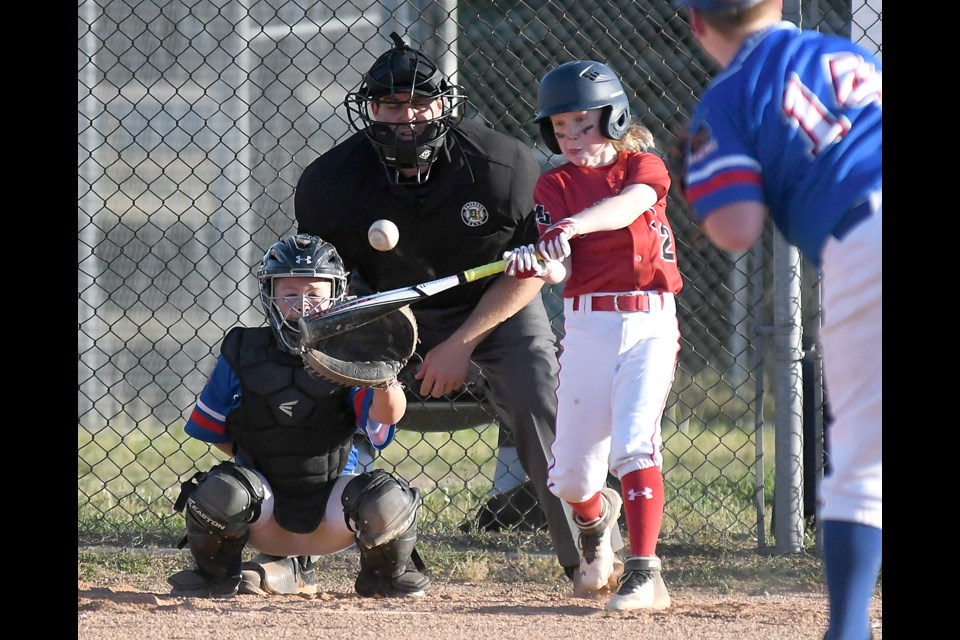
[368,219,400,251]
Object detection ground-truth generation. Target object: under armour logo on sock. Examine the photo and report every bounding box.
[628,487,653,501]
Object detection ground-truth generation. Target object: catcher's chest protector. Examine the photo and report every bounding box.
[221,327,356,532]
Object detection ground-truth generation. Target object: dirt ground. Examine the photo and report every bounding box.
[78,577,882,640]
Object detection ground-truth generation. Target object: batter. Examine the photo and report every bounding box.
[507,59,682,610]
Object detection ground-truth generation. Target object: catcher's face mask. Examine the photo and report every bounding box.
[266,277,338,355]
[274,278,334,318]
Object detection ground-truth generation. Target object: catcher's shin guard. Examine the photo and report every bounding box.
[354,518,430,597]
[341,469,428,596]
[168,462,265,598]
[341,469,420,547]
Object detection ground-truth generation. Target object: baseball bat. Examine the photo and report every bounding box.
[298,258,510,344]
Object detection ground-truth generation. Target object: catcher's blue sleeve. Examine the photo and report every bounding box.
[350,387,397,450]
[184,355,239,445]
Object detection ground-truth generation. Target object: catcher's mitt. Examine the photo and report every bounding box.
[302,305,418,389]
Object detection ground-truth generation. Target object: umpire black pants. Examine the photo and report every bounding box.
[410,296,580,569]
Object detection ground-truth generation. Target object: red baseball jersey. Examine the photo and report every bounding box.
[534,151,683,298]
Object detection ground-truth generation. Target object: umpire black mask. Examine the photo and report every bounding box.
[343,32,467,185]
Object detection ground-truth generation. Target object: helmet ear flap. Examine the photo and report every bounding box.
[600,105,630,141]
[539,119,561,155]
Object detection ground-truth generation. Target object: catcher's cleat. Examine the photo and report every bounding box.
[573,488,623,594]
[168,568,240,598]
[355,565,429,598]
[604,555,671,611]
[239,554,318,596]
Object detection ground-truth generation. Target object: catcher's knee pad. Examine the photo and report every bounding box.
[354,518,430,597]
[175,462,265,582]
[341,469,419,549]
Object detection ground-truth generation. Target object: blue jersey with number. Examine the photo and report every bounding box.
[683,22,881,265]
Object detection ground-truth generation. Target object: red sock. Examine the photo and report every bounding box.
[568,492,603,523]
[620,467,664,557]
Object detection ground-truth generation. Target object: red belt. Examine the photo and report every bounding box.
[572,293,655,312]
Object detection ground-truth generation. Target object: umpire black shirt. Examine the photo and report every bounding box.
[295,118,541,309]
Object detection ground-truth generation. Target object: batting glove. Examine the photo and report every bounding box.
[536,218,579,262]
[503,245,545,279]
[503,246,567,284]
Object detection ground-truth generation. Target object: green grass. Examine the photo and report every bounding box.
[80,417,792,549]
[78,414,841,596]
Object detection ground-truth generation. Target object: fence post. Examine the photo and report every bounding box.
[771,231,805,553]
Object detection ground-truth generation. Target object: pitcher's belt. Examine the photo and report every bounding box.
[832,197,875,240]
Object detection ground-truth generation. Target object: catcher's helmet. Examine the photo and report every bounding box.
[533,60,631,155]
[344,32,467,185]
[257,234,348,355]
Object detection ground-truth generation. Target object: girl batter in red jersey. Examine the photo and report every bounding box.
[504,60,681,610]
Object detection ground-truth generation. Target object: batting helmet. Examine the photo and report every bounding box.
[533,60,631,155]
[672,0,765,10]
[257,234,348,355]
[344,32,467,185]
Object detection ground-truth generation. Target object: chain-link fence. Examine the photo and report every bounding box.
[78,0,881,549]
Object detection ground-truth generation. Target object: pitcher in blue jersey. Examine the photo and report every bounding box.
[671,2,881,639]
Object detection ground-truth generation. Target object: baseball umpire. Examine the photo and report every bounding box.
[293,31,593,581]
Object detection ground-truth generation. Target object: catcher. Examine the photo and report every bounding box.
[168,233,428,599]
